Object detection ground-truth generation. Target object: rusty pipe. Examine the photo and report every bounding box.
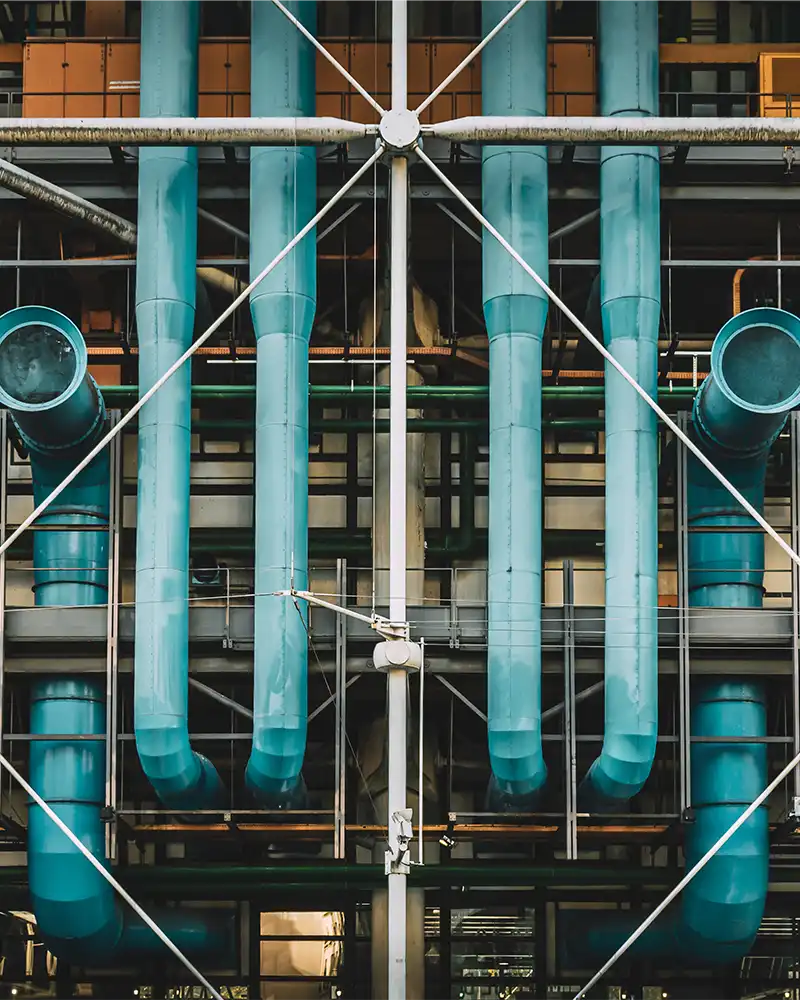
[0,157,241,295]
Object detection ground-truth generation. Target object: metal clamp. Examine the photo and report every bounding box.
[385,807,414,875]
[372,639,422,673]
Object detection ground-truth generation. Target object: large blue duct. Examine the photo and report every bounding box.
[134,0,223,808]
[481,0,549,803]
[245,0,316,803]
[0,307,228,961]
[581,0,661,807]
[564,307,800,966]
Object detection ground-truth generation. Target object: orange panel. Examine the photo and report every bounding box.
[199,40,227,116]
[231,93,250,117]
[226,41,250,113]
[0,44,22,66]
[428,43,480,122]
[429,93,456,124]
[662,42,800,66]
[23,41,65,117]
[349,93,381,125]
[85,0,126,37]
[317,42,349,94]
[88,363,122,386]
[64,42,105,117]
[429,42,472,95]
[408,41,431,96]
[105,40,139,116]
[550,39,596,117]
[350,41,390,96]
[455,91,480,116]
[316,92,346,118]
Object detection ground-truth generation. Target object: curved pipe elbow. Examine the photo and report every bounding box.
[487,725,546,802]
[246,717,307,805]
[581,730,658,807]
[135,723,224,809]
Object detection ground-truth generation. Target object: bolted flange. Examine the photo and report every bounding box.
[378,108,421,151]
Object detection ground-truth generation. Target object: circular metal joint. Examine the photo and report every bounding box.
[372,639,422,672]
[379,109,421,151]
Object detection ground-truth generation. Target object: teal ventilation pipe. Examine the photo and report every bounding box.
[482,0,549,802]
[581,0,661,807]
[134,1,223,808]
[0,307,228,961]
[245,0,316,803]
[563,307,800,966]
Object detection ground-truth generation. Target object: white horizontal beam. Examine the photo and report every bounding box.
[0,116,375,146]
[427,115,800,145]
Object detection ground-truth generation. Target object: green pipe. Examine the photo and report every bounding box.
[0,864,679,892]
[97,384,698,403]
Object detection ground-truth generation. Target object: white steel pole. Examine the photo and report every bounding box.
[387,1,409,997]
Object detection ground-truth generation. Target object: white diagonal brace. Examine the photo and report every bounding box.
[416,0,529,116]
[0,146,385,560]
[270,0,386,116]
[414,144,800,572]
[0,752,224,1000]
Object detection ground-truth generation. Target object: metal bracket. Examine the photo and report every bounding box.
[274,588,410,640]
[385,807,414,875]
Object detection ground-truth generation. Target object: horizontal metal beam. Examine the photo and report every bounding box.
[3,115,799,148]
[0,116,374,146]
[6,256,794,270]
[428,115,800,146]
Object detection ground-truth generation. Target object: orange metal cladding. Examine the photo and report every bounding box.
[129,822,673,841]
[84,1,126,37]
[20,38,598,121]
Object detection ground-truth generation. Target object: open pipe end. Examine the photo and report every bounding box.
[712,306,800,415]
[0,306,102,453]
[0,306,86,414]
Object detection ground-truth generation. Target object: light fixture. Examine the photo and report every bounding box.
[335,990,342,999]
[10,990,17,997]
[662,993,669,999]
[438,813,457,850]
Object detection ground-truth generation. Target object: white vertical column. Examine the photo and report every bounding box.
[387,2,409,998]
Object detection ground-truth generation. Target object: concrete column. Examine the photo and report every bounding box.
[371,886,425,1000]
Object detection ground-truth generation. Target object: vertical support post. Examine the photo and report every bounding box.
[386,2,409,997]
[676,411,692,814]
[563,559,577,859]
[791,410,800,800]
[334,557,348,860]
[104,411,122,860]
[778,216,783,310]
[533,887,547,999]
[14,219,21,307]
[418,636,425,865]
[385,160,409,999]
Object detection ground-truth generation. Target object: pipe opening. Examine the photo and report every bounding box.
[0,324,77,406]
[720,323,800,410]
